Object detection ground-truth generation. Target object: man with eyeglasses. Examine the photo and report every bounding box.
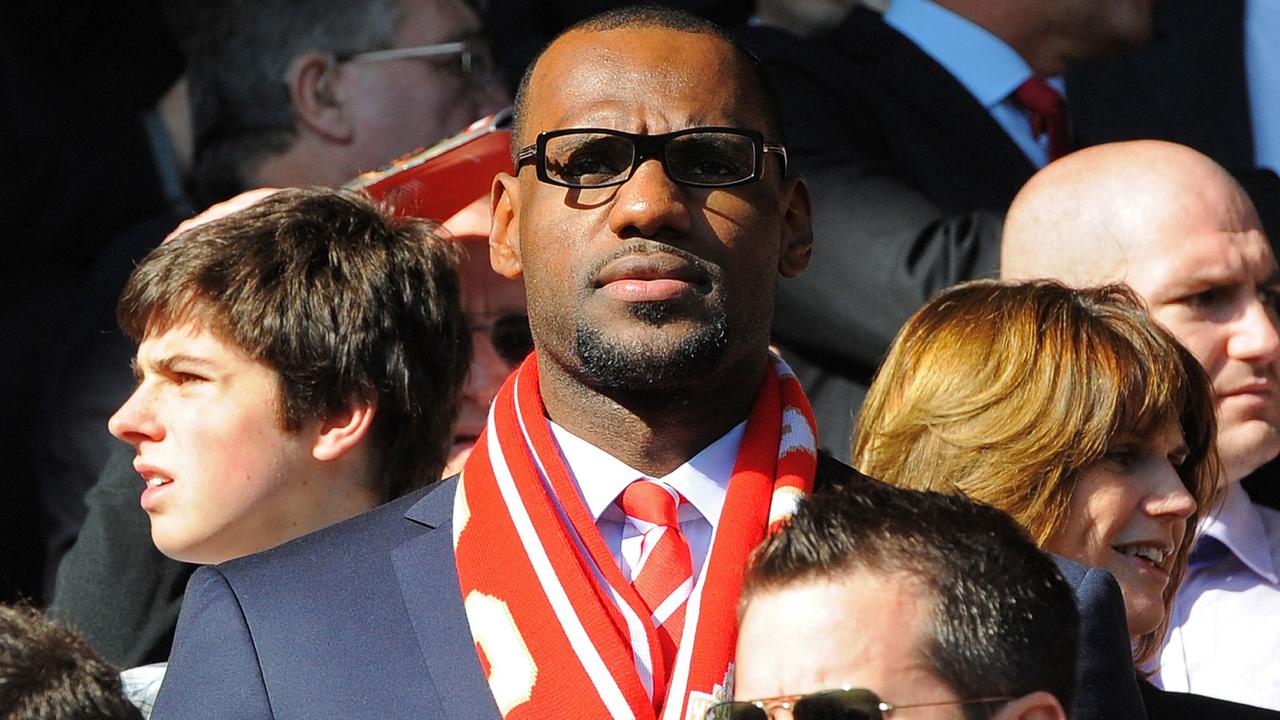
[149,6,864,719]
[189,0,507,201]
[725,481,1078,720]
[148,7,1140,720]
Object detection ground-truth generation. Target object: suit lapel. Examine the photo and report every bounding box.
[393,477,501,720]
[841,8,1035,198]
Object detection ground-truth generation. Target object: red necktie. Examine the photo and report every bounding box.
[619,479,694,681]
[1013,77,1071,161]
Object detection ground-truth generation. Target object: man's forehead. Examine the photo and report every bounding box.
[521,27,762,138]
[1130,228,1278,298]
[395,0,479,43]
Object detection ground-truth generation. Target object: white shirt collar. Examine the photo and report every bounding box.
[884,0,1060,109]
[1200,481,1280,583]
[548,420,745,529]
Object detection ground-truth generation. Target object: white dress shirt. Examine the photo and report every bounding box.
[1154,481,1280,710]
[1246,0,1280,173]
[884,0,1064,168]
[548,420,745,582]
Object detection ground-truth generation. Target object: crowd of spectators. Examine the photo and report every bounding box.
[2,0,1278,718]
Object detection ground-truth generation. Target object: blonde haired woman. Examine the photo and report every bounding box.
[854,280,1218,674]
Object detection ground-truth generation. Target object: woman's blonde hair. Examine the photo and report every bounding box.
[852,280,1220,668]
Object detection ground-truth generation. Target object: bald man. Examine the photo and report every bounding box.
[1003,140,1280,710]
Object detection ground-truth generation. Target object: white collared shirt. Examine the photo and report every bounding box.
[884,0,1064,167]
[549,420,745,582]
[1246,0,1280,173]
[1154,481,1280,709]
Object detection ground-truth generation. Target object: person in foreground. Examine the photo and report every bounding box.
[150,6,869,720]
[1002,141,1280,710]
[721,481,1077,720]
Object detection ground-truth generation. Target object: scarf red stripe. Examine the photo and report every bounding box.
[453,353,817,720]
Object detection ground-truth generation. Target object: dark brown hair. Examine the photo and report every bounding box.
[118,187,471,499]
[744,482,1079,720]
[0,604,142,720]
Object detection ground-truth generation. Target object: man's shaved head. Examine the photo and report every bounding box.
[1002,141,1257,286]
[1002,141,1280,483]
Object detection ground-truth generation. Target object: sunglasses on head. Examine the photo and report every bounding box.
[472,313,533,367]
[704,687,1013,720]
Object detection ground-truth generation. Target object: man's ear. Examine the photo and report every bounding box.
[991,691,1068,720]
[777,175,813,278]
[286,52,354,143]
[311,401,377,462]
[489,172,524,279]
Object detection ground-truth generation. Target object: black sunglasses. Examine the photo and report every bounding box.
[472,313,532,366]
[516,127,788,189]
[704,687,1012,720]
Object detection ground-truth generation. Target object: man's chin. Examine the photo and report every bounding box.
[1217,419,1280,483]
[573,316,728,391]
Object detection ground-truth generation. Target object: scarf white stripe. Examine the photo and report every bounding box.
[485,380,636,719]
[506,375,657,703]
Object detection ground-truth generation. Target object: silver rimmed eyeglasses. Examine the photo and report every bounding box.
[335,38,496,89]
[703,686,1014,720]
[515,127,788,189]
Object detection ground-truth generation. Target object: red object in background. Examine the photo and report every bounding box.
[348,108,514,221]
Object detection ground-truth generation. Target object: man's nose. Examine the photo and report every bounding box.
[1227,293,1280,364]
[607,157,693,239]
[107,385,163,445]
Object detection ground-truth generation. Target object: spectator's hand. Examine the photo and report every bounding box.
[441,194,491,243]
[164,188,282,243]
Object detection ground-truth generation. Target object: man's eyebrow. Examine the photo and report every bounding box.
[143,354,219,377]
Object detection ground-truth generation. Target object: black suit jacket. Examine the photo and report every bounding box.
[48,443,195,667]
[1052,558,1148,720]
[1139,680,1280,720]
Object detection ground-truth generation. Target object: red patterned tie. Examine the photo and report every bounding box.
[619,479,694,680]
[1013,76,1071,161]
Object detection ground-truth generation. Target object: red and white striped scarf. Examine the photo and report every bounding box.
[452,352,817,720]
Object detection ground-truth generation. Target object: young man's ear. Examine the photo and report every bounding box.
[312,401,377,462]
[991,691,1068,720]
[286,52,354,143]
[489,172,524,279]
[777,175,813,278]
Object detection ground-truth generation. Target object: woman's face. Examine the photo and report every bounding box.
[1045,418,1198,637]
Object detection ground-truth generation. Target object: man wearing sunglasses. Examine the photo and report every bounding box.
[150,6,860,720]
[727,481,1077,720]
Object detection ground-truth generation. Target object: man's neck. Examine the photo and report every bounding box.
[253,138,350,189]
[928,0,1071,76]
[537,354,768,477]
